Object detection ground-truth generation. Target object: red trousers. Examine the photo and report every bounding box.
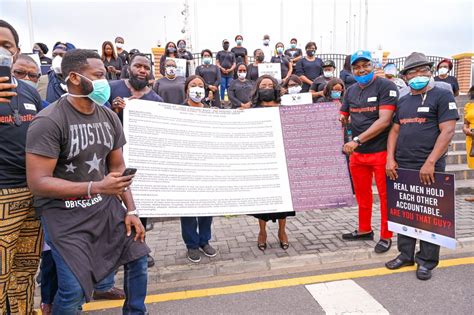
[349,151,393,239]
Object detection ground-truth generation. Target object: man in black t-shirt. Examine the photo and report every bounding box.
[26,49,149,313]
[0,19,43,315]
[385,52,459,280]
[216,39,236,103]
[340,50,399,253]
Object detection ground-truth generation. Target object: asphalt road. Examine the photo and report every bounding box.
[83,254,474,315]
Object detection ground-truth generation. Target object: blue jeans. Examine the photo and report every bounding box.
[220,75,233,100]
[180,217,213,249]
[42,218,148,315]
[40,250,116,304]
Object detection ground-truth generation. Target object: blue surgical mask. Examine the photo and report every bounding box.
[354,71,374,85]
[277,47,284,54]
[290,43,296,49]
[331,91,342,99]
[408,76,430,90]
[203,57,212,65]
[236,39,243,45]
[66,72,111,106]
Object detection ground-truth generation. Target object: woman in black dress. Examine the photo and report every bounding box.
[248,75,295,251]
[101,41,123,80]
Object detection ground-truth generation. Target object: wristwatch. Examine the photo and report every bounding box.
[126,209,139,217]
[353,136,362,145]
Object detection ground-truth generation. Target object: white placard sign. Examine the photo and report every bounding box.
[281,93,313,106]
[258,63,282,81]
[123,100,293,217]
[166,57,187,77]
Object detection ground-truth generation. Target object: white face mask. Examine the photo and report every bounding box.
[115,43,124,49]
[51,55,62,74]
[237,72,247,80]
[288,86,302,94]
[263,39,270,46]
[438,67,449,75]
[189,86,205,102]
[165,66,176,76]
[323,71,334,78]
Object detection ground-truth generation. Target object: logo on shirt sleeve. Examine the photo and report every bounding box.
[367,97,377,102]
[448,102,457,110]
[23,103,37,111]
[389,90,397,97]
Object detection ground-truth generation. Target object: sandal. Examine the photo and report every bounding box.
[257,233,267,251]
[278,230,289,250]
[374,239,392,253]
[280,241,289,250]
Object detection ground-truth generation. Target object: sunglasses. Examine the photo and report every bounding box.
[13,69,41,80]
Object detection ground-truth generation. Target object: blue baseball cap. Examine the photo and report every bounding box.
[351,50,372,65]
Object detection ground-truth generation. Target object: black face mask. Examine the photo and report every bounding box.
[259,89,275,102]
[306,50,315,56]
[223,44,229,50]
[256,55,264,62]
[129,73,149,90]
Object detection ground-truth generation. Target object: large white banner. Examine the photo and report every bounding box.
[123,100,293,217]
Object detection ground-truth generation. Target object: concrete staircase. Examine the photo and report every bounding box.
[447,95,473,193]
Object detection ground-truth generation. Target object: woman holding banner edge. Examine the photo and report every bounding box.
[248,75,295,251]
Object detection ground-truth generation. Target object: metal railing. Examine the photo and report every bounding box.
[179,52,458,78]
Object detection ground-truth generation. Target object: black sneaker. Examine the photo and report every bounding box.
[187,248,201,263]
[342,230,374,240]
[147,254,155,268]
[200,244,217,257]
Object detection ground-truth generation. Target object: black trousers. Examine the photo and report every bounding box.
[397,234,440,270]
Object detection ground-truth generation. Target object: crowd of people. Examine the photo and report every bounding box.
[0,18,472,315]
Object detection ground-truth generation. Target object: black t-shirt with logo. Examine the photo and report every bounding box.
[340,77,399,154]
[394,86,459,171]
[26,96,149,300]
[0,79,42,188]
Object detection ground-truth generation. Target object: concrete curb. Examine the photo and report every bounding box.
[115,236,474,286]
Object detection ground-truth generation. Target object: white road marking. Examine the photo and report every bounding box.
[305,279,389,315]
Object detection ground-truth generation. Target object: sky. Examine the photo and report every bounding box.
[1,0,473,59]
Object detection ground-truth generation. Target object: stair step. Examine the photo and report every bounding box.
[447,150,468,164]
[446,164,474,180]
[450,140,466,152]
[453,130,467,141]
[456,179,474,194]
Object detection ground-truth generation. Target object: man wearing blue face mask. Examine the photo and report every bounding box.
[339,50,399,254]
[26,49,150,314]
[385,52,458,280]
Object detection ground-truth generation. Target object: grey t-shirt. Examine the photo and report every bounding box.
[26,96,150,300]
[153,76,186,105]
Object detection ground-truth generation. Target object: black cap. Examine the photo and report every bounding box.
[322,60,335,68]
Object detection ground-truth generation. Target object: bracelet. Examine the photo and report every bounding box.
[87,181,93,198]
[126,209,139,217]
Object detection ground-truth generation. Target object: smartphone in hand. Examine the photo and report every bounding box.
[122,168,137,177]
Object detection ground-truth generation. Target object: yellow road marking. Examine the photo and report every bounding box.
[36,256,474,313]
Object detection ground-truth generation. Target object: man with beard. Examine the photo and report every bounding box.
[109,53,163,122]
[109,53,162,268]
